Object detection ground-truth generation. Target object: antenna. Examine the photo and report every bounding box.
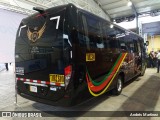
[33,7,44,14]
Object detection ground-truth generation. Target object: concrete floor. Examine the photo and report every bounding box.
[0,65,160,120]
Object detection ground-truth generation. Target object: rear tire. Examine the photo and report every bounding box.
[112,76,123,95]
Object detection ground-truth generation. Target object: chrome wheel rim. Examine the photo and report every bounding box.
[117,78,122,92]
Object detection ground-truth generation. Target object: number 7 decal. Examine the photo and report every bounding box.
[50,16,60,29]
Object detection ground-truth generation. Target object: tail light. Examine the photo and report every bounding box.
[64,65,72,89]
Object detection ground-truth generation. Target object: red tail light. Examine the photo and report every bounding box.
[65,65,72,76]
[64,65,72,89]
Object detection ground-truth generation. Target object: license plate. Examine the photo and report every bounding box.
[30,86,37,93]
[50,87,57,91]
[16,67,24,75]
[50,74,64,83]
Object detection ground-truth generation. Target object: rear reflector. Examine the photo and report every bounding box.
[16,78,64,87]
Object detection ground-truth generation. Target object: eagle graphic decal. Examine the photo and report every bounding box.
[27,22,46,42]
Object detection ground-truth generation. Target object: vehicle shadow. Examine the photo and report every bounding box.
[110,74,160,119]
[32,76,140,117]
[32,91,112,117]
[31,72,160,118]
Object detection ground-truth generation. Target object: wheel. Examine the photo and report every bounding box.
[112,76,123,95]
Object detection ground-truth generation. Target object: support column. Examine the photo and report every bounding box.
[151,35,154,51]
[144,33,147,43]
[130,0,138,34]
[136,15,138,34]
[144,33,148,52]
[138,20,142,37]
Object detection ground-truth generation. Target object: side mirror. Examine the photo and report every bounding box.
[145,41,149,46]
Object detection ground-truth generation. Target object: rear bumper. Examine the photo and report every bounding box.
[18,91,72,107]
[16,79,74,106]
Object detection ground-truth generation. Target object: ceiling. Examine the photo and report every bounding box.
[95,0,160,20]
[1,0,160,22]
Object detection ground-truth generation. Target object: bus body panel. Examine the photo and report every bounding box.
[15,3,146,106]
[16,5,70,103]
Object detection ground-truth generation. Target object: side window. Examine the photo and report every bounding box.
[78,12,85,45]
[133,37,142,53]
[78,12,104,49]
[78,12,90,49]
[86,15,104,48]
[126,36,134,53]
[133,39,139,53]
[133,40,138,52]
[102,22,119,49]
[82,15,90,49]
[116,28,127,51]
[119,33,135,53]
[119,37,128,51]
[129,42,134,53]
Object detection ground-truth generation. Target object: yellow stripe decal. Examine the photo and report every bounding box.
[88,53,127,97]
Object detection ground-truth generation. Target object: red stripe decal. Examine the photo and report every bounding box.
[86,53,125,92]
[23,78,26,82]
[37,80,41,84]
[46,81,50,85]
[16,77,64,86]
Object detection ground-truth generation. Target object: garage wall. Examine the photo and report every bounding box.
[147,35,160,52]
[0,9,27,63]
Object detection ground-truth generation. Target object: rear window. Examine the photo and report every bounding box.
[15,9,66,74]
[17,9,65,48]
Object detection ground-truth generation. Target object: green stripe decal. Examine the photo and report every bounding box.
[86,53,127,96]
[86,53,122,86]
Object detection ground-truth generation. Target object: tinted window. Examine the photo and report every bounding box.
[85,14,104,48]
[17,10,64,48]
[78,12,105,49]
[16,10,65,63]
[102,22,119,49]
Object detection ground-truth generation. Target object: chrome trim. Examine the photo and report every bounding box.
[24,82,48,87]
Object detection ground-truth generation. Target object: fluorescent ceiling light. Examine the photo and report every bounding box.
[110,24,114,28]
[127,1,132,6]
